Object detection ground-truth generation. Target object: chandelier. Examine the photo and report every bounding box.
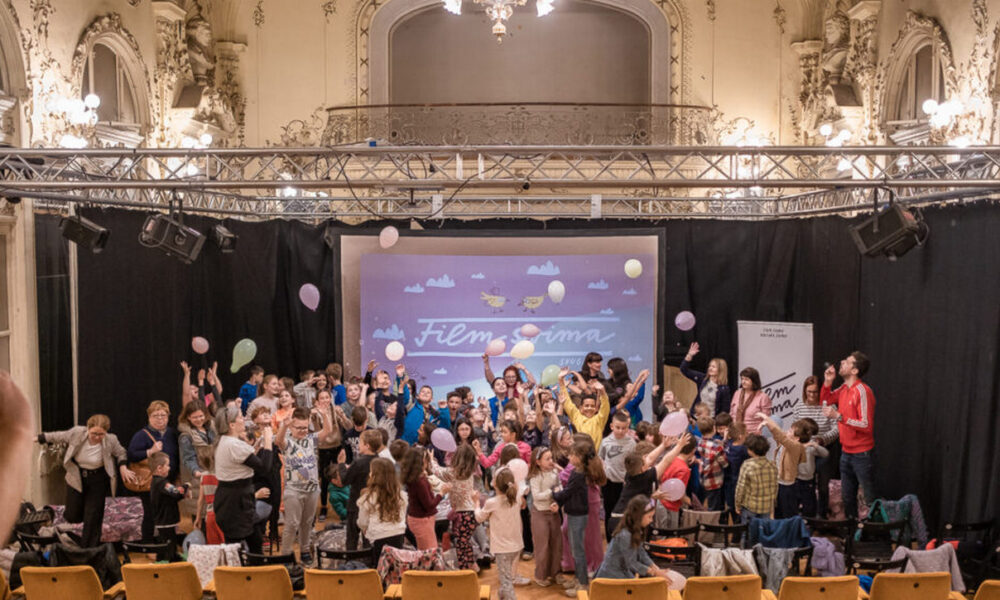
[443,0,554,43]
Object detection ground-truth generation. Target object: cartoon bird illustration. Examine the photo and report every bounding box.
[519,294,546,312]
[481,291,507,312]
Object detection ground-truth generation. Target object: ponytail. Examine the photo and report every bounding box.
[571,440,608,486]
[494,469,518,506]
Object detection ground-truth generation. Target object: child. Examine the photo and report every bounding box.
[595,495,682,586]
[271,389,296,430]
[149,452,189,556]
[599,410,637,540]
[559,370,611,449]
[338,429,381,550]
[446,444,480,570]
[389,439,409,463]
[239,366,264,415]
[475,469,523,600]
[357,457,408,564]
[655,435,698,529]
[193,449,224,544]
[343,406,371,462]
[612,432,691,533]
[326,363,347,406]
[326,463,349,521]
[527,446,562,586]
[723,422,749,514]
[734,433,778,524]
[276,406,332,564]
[797,438,829,517]
[696,416,728,511]
[758,412,817,518]
[401,446,444,549]
[714,412,733,440]
[554,440,607,597]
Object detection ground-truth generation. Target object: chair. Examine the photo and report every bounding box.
[644,541,701,578]
[121,563,203,600]
[397,570,488,600]
[852,521,907,562]
[776,576,861,600]
[578,577,680,600]
[700,523,749,549]
[973,580,1000,600]
[805,518,855,558]
[303,568,387,600]
[939,520,995,590]
[867,572,965,600]
[18,565,125,600]
[847,557,909,576]
[241,551,298,566]
[315,547,374,569]
[651,526,702,544]
[682,575,772,599]
[119,541,174,563]
[789,546,815,577]
[14,531,58,553]
[212,565,293,600]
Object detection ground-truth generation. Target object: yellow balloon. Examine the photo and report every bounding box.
[624,259,643,279]
[230,338,257,373]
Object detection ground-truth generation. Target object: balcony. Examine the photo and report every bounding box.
[321,102,715,146]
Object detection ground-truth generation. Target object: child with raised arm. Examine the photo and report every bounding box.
[275,406,332,564]
[558,367,611,449]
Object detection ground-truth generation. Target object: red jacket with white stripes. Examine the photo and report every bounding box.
[821,380,875,454]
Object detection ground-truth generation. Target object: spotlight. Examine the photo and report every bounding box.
[849,203,929,260]
[60,214,110,253]
[211,224,238,253]
[139,213,205,264]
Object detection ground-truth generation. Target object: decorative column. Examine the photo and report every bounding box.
[151,1,189,147]
[215,41,247,147]
[790,40,823,143]
[846,1,881,143]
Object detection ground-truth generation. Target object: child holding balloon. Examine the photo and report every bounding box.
[610,432,691,534]
[655,435,698,529]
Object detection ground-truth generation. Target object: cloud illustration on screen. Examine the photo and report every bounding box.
[587,279,609,290]
[372,324,405,341]
[470,273,486,279]
[600,308,615,315]
[628,355,641,362]
[622,288,638,296]
[404,283,425,293]
[426,274,456,288]
[433,368,448,375]
[526,260,560,276]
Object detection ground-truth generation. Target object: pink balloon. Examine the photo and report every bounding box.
[485,338,506,357]
[660,478,686,502]
[430,428,457,453]
[379,226,400,249]
[659,411,689,437]
[191,336,209,355]
[299,283,320,311]
[519,323,540,338]
[506,457,529,483]
[674,311,696,331]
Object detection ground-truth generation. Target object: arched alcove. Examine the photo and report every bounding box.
[389,1,650,104]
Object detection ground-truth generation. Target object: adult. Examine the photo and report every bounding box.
[127,400,179,542]
[180,361,223,412]
[793,375,840,518]
[606,359,649,427]
[578,352,609,391]
[482,356,533,400]
[680,342,732,417]
[821,352,875,520]
[177,400,217,517]
[39,414,137,547]
[730,367,771,435]
[212,406,273,552]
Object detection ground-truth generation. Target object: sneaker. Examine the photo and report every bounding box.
[564,583,580,597]
[520,551,533,561]
[318,507,327,522]
[261,539,271,553]
[562,579,578,590]
[300,553,312,565]
[514,576,531,586]
[533,578,552,587]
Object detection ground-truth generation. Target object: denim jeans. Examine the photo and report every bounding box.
[840,449,876,519]
[567,514,589,586]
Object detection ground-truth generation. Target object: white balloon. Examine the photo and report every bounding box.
[510,339,535,360]
[624,258,643,279]
[385,341,405,361]
[379,226,400,249]
[547,280,565,303]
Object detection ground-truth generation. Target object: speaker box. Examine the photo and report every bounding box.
[849,204,927,259]
[139,214,205,264]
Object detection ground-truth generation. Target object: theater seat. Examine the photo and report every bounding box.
[868,572,965,600]
[303,568,391,600]
[18,566,125,600]
[777,576,865,600]
[974,581,1000,600]
[577,577,681,600]
[682,575,775,600]
[212,565,293,600]
[396,570,489,600]
[121,563,203,600]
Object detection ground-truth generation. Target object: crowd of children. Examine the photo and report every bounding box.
[153,345,872,596]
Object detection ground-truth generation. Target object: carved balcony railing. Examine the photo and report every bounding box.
[320,102,715,146]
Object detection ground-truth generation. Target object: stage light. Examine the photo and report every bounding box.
[849,203,929,260]
[60,214,110,253]
[819,123,833,137]
[522,179,531,190]
[139,213,205,264]
[211,224,238,253]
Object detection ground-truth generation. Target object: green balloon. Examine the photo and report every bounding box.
[540,364,561,387]
[230,338,257,373]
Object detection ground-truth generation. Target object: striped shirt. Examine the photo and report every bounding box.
[793,404,839,444]
[735,456,778,515]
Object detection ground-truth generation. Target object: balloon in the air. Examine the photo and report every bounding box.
[431,428,457,452]
[659,411,689,437]
[230,338,257,373]
[385,341,405,361]
[485,338,506,357]
[547,280,565,303]
[624,259,643,279]
[510,340,535,360]
[520,323,540,338]
[191,336,210,355]
[674,311,696,331]
[379,226,400,249]
[540,364,561,387]
[298,283,320,311]
[660,477,686,501]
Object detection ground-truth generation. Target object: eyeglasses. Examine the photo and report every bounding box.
[150,412,169,419]
[806,389,820,395]
[291,425,309,431]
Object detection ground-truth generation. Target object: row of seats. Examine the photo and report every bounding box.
[5,563,488,600]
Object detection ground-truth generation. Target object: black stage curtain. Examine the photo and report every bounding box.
[35,214,74,431]
[48,203,999,529]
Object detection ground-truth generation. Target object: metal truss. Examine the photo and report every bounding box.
[1,145,999,220]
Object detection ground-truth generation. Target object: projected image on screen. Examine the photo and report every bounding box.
[359,253,656,400]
